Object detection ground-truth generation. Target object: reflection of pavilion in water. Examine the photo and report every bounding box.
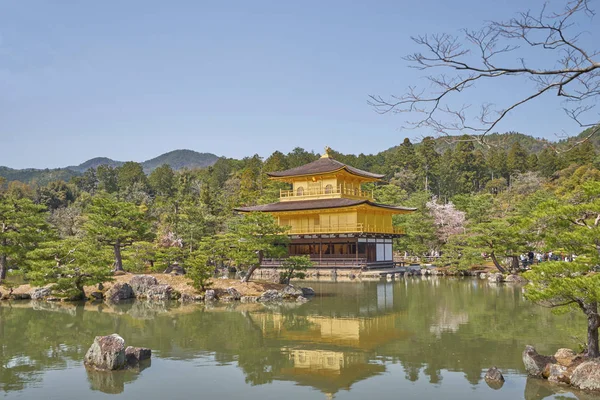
[249,291,410,398]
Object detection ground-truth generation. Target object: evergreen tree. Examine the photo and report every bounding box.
[229,212,289,282]
[0,196,51,281]
[506,142,529,175]
[148,164,176,197]
[83,195,151,272]
[28,238,113,299]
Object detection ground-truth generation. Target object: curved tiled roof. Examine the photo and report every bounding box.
[267,157,384,180]
[235,198,416,213]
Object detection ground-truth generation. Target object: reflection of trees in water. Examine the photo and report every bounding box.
[0,279,587,395]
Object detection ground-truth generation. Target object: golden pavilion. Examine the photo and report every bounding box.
[236,147,416,267]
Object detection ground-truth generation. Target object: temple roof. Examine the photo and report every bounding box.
[235,198,417,213]
[267,157,384,180]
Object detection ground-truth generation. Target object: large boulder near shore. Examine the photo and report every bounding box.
[84,334,127,371]
[129,275,158,297]
[30,287,52,300]
[301,287,315,296]
[145,284,173,301]
[259,290,283,303]
[523,345,557,377]
[570,361,600,391]
[107,283,134,303]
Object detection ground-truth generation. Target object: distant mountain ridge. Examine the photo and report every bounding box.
[1,149,219,185]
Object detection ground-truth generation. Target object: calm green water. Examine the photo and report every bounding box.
[0,278,595,399]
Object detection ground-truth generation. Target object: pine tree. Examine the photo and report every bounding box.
[0,196,52,281]
[83,195,151,272]
[28,238,113,300]
[229,212,289,282]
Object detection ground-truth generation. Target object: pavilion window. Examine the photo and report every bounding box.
[296,186,304,196]
[324,184,333,194]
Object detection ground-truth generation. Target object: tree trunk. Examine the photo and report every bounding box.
[490,252,506,273]
[510,256,520,272]
[585,302,600,358]
[0,253,7,282]
[113,242,124,272]
[241,250,263,283]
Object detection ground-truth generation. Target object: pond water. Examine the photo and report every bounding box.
[0,278,596,399]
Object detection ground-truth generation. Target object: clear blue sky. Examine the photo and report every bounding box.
[1,0,597,169]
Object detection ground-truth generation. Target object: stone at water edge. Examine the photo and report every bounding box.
[30,287,52,300]
[485,367,505,382]
[89,291,104,301]
[554,348,577,367]
[146,284,173,300]
[488,273,504,283]
[204,289,217,302]
[570,361,600,390]
[84,334,126,371]
[522,345,557,377]
[259,289,283,303]
[505,274,528,283]
[226,287,242,300]
[301,287,315,296]
[125,346,152,366]
[547,363,570,384]
[129,275,158,297]
[107,283,134,303]
[296,296,309,303]
[484,367,505,390]
[281,285,303,298]
[240,296,258,303]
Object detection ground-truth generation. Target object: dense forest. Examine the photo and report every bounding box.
[0,131,599,299]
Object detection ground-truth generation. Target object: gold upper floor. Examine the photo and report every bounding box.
[279,170,374,202]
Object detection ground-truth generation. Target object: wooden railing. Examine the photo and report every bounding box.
[280,186,373,201]
[262,257,368,267]
[285,223,405,235]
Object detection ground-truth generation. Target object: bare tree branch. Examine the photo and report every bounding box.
[369,0,600,151]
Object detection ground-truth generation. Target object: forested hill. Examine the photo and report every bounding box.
[0,150,219,185]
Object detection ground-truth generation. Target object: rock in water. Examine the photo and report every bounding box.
[296,296,309,303]
[107,283,134,303]
[129,275,158,297]
[485,367,505,382]
[522,345,557,377]
[301,287,315,296]
[84,334,127,371]
[570,361,600,390]
[488,273,504,283]
[125,346,152,366]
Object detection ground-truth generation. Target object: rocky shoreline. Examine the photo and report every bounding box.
[1,273,315,304]
[523,345,600,392]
